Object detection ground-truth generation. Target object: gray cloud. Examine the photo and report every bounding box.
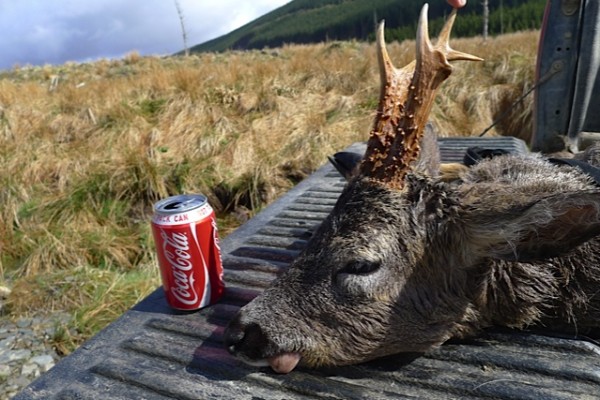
[0,0,290,70]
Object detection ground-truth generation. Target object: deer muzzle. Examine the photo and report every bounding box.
[224,312,303,373]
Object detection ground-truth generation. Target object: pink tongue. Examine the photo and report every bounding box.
[267,353,301,374]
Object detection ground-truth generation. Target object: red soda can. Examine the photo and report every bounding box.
[151,194,225,310]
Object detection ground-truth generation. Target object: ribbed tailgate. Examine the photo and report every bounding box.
[438,136,530,163]
[15,139,600,400]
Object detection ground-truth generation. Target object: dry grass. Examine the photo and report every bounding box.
[0,29,539,353]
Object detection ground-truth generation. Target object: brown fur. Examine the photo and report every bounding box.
[224,140,600,369]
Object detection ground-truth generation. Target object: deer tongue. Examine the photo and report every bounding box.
[267,352,301,374]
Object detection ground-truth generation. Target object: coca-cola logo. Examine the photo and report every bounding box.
[211,219,222,252]
[211,219,224,281]
[160,229,199,305]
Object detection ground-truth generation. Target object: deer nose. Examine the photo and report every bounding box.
[224,314,268,357]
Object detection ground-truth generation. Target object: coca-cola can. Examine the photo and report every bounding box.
[151,194,225,310]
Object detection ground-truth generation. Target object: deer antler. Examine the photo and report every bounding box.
[360,5,482,189]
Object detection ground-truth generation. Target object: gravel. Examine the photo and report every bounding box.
[0,286,67,400]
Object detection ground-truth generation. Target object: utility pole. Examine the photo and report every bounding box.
[174,0,189,56]
[482,0,489,40]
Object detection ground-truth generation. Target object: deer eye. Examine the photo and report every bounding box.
[339,260,381,275]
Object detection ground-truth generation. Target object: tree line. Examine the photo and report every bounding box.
[191,0,546,53]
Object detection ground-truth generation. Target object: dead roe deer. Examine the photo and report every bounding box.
[224,5,600,373]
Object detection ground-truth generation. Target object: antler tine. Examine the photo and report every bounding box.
[415,2,433,67]
[436,7,456,47]
[376,21,393,95]
[375,20,414,119]
[436,8,483,62]
[360,4,481,189]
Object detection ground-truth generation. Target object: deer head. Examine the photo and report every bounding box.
[223,5,600,374]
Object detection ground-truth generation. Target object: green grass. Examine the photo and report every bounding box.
[9,264,158,355]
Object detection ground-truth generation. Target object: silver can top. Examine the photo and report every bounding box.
[153,194,208,214]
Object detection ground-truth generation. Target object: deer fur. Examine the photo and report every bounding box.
[224,5,600,374]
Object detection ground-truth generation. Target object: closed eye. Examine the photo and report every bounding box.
[339,260,381,275]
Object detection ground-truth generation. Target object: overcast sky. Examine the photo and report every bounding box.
[0,0,291,71]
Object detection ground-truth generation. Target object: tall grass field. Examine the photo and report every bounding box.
[0,30,538,354]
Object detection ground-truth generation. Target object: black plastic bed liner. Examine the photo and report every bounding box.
[15,137,600,400]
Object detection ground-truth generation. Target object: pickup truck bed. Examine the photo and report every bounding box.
[15,138,600,400]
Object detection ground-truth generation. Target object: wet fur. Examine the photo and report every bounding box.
[225,141,600,368]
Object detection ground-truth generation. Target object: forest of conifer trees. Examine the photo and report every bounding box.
[192,0,546,53]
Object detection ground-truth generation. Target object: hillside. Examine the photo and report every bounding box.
[191,0,545,53]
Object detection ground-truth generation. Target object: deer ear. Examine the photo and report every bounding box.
[412,123,441,177]
[463,191,600,262]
